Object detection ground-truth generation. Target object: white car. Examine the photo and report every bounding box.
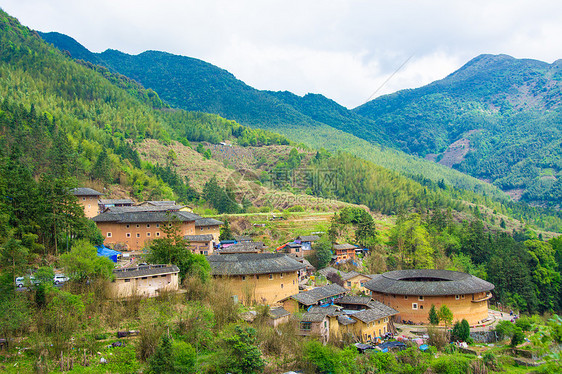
[53,274,69,285]
[15,276,38,287]
[15,276,25,288]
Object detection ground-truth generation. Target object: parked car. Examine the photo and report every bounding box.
[53,274,69,285]
[15,276,39,287]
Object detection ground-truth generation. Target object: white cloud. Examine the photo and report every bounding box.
[3,0,562,108]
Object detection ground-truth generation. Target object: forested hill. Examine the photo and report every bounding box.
[355,54,562,208]
[39,32,510,200]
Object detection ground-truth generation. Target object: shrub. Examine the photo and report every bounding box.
[431,353,473,374]
[495,320,516,340]
[515,316,532,331]
[427,326,449,350]
[511,327,525,347]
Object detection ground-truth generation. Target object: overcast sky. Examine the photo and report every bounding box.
[2,0,562,108]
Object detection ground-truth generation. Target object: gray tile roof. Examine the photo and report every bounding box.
[113,264,179,279]
[195,217,224,227]
[333,243,356,250]
[317,267,339,277]
[217,242,264,254]
[92,210,201,224]
[71,187,102,196]
[364,269,495,296]
[269,307,290,319]
[337,315,357,326]
[335,295,373,306]
[301,312,329,322]
[208,253,305,276]
[290,284,348,306]
[103,205,186,213]
[350,302,399,323]
[100,199,133,205]
[341,271,372,281]
[185,234,214,242]
[308,305,342,316]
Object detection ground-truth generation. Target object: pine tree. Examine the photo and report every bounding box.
[149,334,174,374]
[428,304,439,325]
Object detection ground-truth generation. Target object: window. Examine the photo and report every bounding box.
[136,224,140,228]
[412,303,418,310]
[126,224,130,228]
[256,275,260,280]
[347,281,352,287]
[141,277,147,280]
[455,295,460,300]
[404,295,408,300]
[126,233,131,238]
[269,274,273,280]
[420,305,424,310]
[280,273,283,278]
[88,204,91,208]
[418,296,424,301]
[241,276,246,281]
[146,224,150,228]
[156,232,160,237]
[301,322,312,331]
[161,275,166,278]
[136,233,140,238]
[462,295,465,299]
[124,279,130,283]
[147,232,151,237]
[324,321,327,328]
[152,276,158,278]
[156,224,160,228]
[107,232,112,237]
[281,284,283,289]
[82,197,86,201]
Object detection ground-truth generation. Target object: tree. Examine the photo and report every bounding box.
[310,235,333,270]
[437,305,453,327]
[218,325,265,374]
[511,327,525,347]
[451,319,470,342]
[326,271,344,287]
[59,239,114,283]
[428,304,439,325]
[148,334,174,374]
[219,218,235,241]
[146,218,210,282]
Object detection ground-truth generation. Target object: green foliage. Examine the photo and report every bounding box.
[430,353,474,374]
[202,176,240,214]
[310,235,333,270]
[303,340,358,374]
[173,340,197,373]
[216,325,265,374]
[145,220,210,282]
[451,319,470,342]
[429,304,440,325]
[219,218,235,241]
[148,334,174,374]
[60,239,114,283]
[515,316,533,332]
[438,305,453,327]
[511,327,525,347]
[495,320,516,340]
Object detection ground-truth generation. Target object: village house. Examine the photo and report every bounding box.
[194,217,223,242]
[92,209,200,251]
[332,243,357,263]
[298,311,331,344]
[108,264,180,298]
[72,187,103,218]
[282,283,348,313]
[365,269,494,325]
[98,198,134,212]
[268,307,291,327]
[341,304,398,343]
[318,267,372,293]
[294,235,320,251]
[185,234,214,255]
[207,253,305,305]
[276,242,304,257]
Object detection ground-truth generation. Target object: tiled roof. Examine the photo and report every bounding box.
[100,199,133,205]
[208,253,305,276]
[301,312,329,322]
[217,241,264,254]
[317,267,338,277]
[335,295,373,306]
[269,307,290,319]
[341,271,371,281]
[333,243,356,250]
[195,217,224,227]
[296,235,320,242]
[106,205,186,213]
[350,302,399,323]
[337,315,357,326]
[290,284,347,306]
[185,234,214,242]
[71,187,102,196]
[92,210,200,224]
[113,264,179,279]
[365,269,495,296]
[308,305,342,316]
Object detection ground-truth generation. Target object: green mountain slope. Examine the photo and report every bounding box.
[39,32,508,200]
[355,54,562,207]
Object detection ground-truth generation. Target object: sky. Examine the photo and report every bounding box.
[2,0,562,108]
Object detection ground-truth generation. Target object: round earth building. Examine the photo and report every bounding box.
[364,269,494,325]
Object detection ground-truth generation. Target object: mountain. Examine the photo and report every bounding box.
[355,54,562,207]
[39,32,507,201]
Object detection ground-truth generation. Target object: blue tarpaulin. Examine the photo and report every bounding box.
[96,245,121,263]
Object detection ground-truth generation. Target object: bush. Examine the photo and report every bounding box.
[511,327,525,347]
[495,320,516,340]
[515,316,532,331]
[431,353,474,374]
[427,326,449,350]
